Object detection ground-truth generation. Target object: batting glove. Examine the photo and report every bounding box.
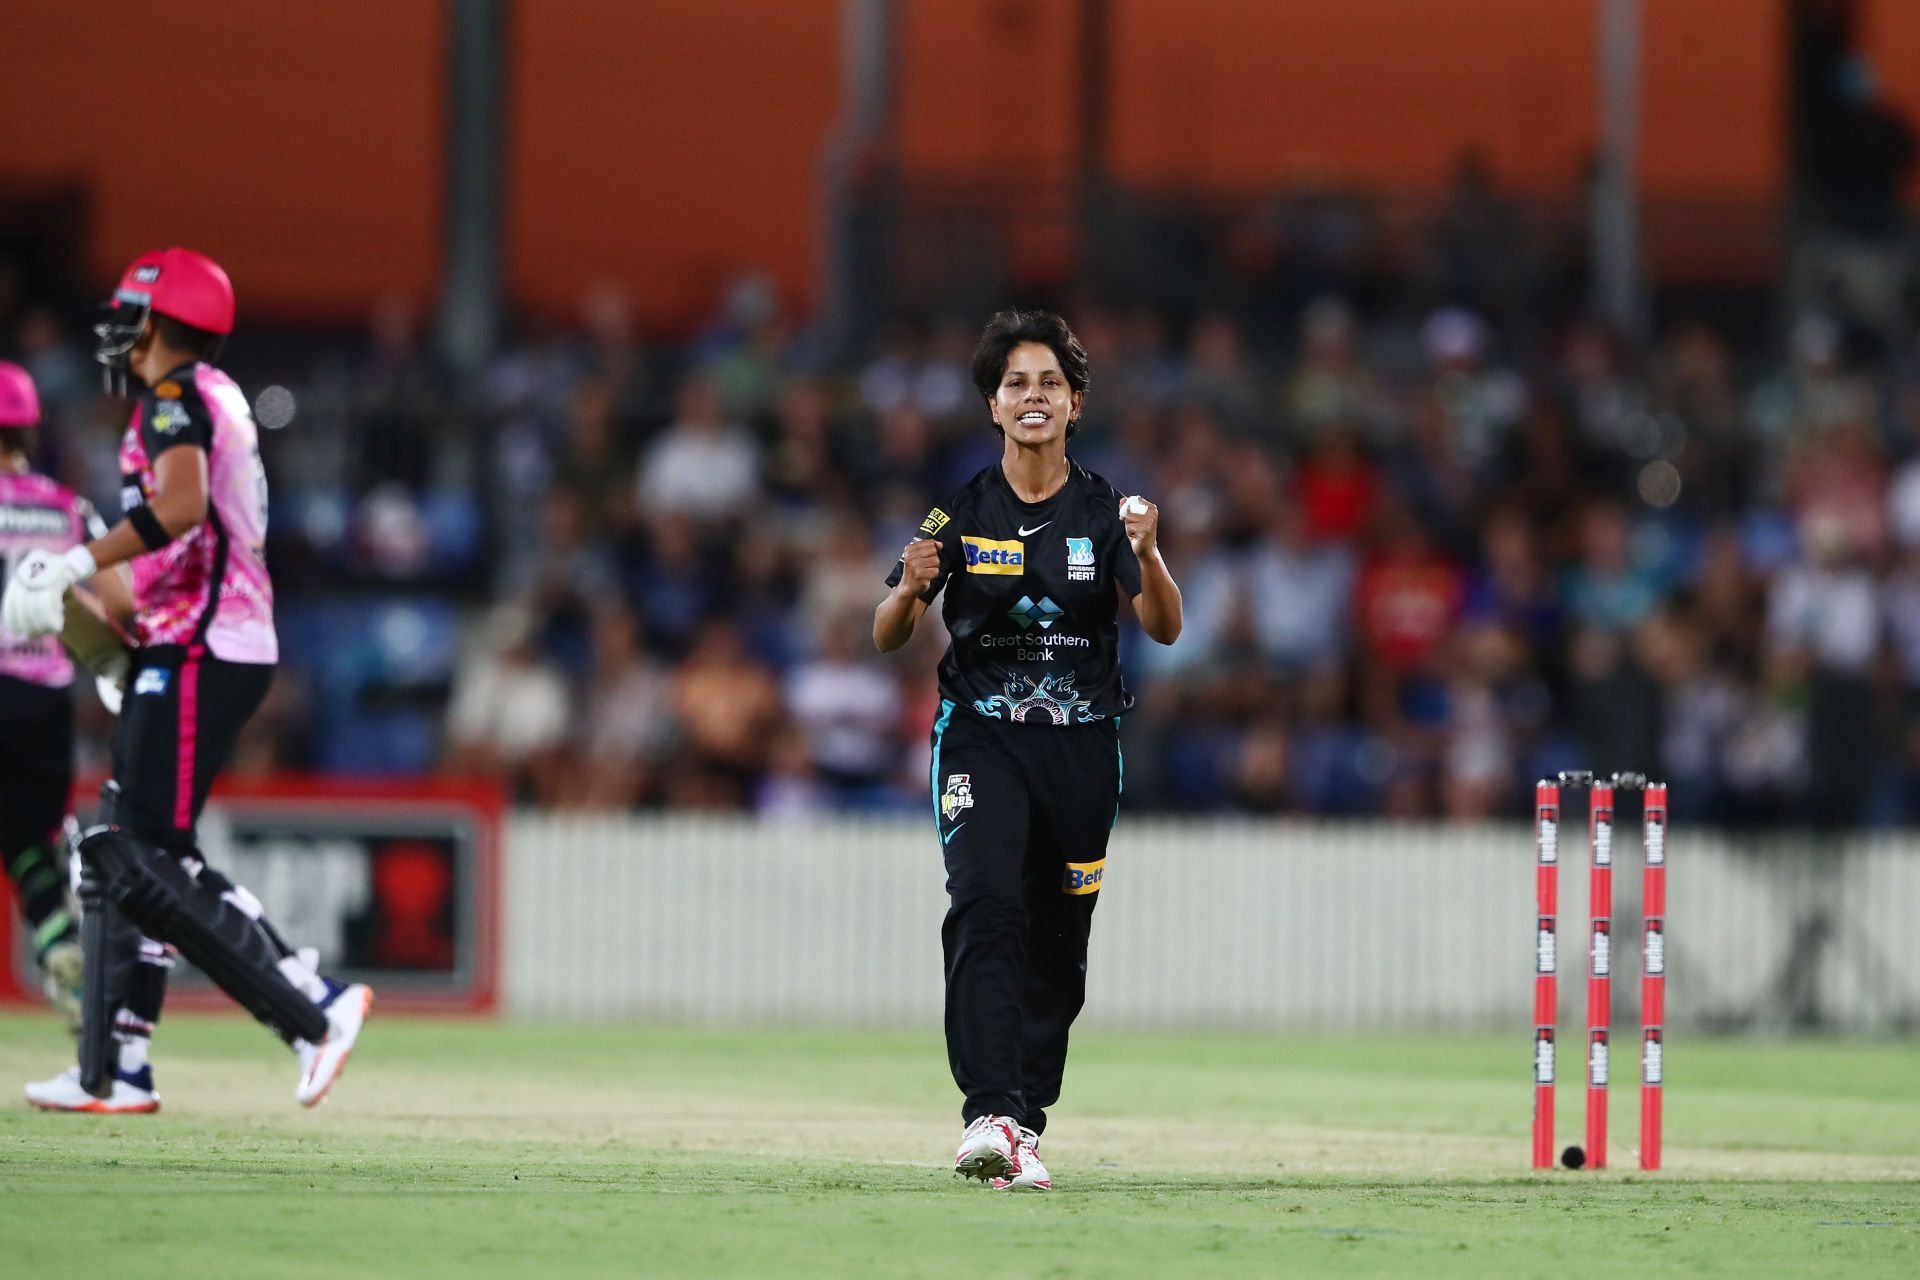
[1,546,97,638]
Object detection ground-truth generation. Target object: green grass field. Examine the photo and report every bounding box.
[0,1012,1915,1278]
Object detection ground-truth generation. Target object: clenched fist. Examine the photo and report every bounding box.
[1120,495,1160,558]
[896,538,942,596]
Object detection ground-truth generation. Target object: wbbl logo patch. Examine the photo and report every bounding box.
[940,774,974,822]
[152,399,191,436]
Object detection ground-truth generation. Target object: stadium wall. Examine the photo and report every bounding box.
[504,816,1920,1035]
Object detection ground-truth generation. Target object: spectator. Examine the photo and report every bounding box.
[1246,501,1356,671]
[1563,502,1662,633]
[1286,295,1380,443]
[551,376,636,538]
[637,374,758,522]
[443,605,571,802]
[669,621,783,808]
[562,606,675,810]
[785,619,905,805]
[1767,513,1883,826]
[1295,423,1378,545]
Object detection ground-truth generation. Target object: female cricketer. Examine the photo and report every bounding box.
[1,247,370,1111]
[875,309,1182,1190]
[0,360,98,1027]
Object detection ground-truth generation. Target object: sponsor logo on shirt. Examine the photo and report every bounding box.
[1006,595,1064,630]
[918,507,951,537]
[0,505,69,536]
[1065,536,1094,582]
[961,535,1023,574]
[153,380,183,400]
[1062,858,1105,895]
[133,668,170,697]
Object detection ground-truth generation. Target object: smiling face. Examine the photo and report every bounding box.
[988,341,1083,446]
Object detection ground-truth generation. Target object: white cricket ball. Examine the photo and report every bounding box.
[1121,496,1148,517]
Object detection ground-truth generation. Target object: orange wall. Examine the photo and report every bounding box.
[0,0,442,321]
[509,0,839,328]
[1,0,1892,327]
[1108,0,1595,191]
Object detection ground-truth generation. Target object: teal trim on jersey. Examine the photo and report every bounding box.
[930,699,956,827]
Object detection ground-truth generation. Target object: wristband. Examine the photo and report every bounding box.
[127,506,173,552]
[59,544,98,580]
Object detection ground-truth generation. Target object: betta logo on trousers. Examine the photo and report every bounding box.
[1062,858,1105,895]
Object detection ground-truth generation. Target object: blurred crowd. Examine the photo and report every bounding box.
[11,227,1920,829]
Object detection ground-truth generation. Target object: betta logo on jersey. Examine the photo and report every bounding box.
[1062,859,1105,895]
[961,535,1024,574]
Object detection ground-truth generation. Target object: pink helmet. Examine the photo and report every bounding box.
[95,246,236,394]
[0,361,40,429]
[110,246,235,335]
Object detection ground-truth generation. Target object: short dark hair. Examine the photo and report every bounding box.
[151,312,221,361]
[970,309,1090,436]
[0,427,36,462]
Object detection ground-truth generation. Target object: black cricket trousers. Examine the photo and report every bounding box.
[930,701,1121,1136]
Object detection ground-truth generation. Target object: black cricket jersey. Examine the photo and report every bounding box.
[887,459,1143,727]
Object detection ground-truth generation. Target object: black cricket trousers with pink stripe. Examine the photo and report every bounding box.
[112,645,272,850]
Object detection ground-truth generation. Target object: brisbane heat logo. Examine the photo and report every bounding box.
[1065,536,1095,582]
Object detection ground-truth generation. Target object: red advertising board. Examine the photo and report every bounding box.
[1,776,502,1014]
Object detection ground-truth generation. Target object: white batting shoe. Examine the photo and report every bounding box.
[954,1114,1018,1182]
[26,1065,160,1114]
[991,1127,1052,1191]
[295,982,373,1107]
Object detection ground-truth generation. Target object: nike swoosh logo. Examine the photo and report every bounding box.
[943,823,967,845]
[1016,522,1050,537]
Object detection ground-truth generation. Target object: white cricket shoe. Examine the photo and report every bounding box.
[295,982,373,1107]
[991,1127,1052,1191]
[954,1115,1018,1182]
[41,940,84,1032]
[26,1065,160,1114]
